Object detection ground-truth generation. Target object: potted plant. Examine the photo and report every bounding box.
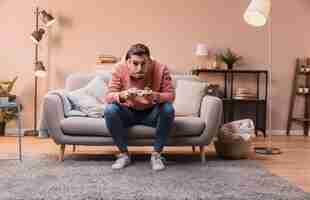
[0,108,20,135]
[218,48,242,70]
[0,76,18,102]
[0,86,9,105]
[0,76,18,135]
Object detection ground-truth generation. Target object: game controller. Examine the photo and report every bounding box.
[128,87,153,97]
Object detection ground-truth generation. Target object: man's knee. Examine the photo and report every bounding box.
[104,103,121,117]
[159,103,175,118]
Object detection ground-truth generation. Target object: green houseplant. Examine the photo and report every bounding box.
[0,76,19,135]
[219,48,242,70]
[0,76,18,99]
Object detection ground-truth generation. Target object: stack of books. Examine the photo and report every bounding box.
[96,55,119,64]
[233,88,256,100]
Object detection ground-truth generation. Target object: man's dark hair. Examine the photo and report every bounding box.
[125,43,150,60]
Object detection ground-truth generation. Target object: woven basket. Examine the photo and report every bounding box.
[214,119,255,159]
[214,139,253,159]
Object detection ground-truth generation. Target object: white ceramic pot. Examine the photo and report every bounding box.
[0,97,9,105]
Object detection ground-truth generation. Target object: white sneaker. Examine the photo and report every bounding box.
[150,153,165,171]
[112,153,131,170]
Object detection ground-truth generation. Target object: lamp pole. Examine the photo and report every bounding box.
[267,3,272,151]
[27,6,54,136]
[244,0,281,154]
[33,6,39,135]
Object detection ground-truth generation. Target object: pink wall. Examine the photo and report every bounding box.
[47,1,267,86]
[1,0,310,132]
[271,0,310,131]
[0,0,49,131]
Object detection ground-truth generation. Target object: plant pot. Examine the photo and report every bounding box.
[9,94,16,102]
[0,96,9,105]
[227,64,234,70]
[0,122,6,136]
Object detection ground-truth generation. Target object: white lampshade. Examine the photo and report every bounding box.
[195,43,208,56]
[35,70,47,77]
[244,0,271,27]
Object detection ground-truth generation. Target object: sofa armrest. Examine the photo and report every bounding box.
[48,89,72,115]
[42,93,67,144]
[199,95,223,144]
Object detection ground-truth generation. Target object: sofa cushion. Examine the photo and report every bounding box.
[67,76,107,118]
[173,79,208,117]
[61,117,110,136]
[171,74,202,88]
[60,116,205,138]
[65,71,112,91]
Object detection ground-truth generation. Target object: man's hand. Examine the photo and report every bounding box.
[119,87,160,105]
[136,87,152,97]
[119,88,138,102]
[135,91,160,105]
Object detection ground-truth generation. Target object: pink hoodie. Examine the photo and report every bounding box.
[105,59,175,110]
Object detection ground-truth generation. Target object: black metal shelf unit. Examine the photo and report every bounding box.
[192,69,269,137]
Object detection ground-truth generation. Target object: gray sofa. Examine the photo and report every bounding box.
[42,71,223,163]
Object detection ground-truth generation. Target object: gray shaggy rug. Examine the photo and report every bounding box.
[0,153,309,200]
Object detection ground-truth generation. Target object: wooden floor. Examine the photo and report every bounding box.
[253,135,310,192]
[0,135,309,192]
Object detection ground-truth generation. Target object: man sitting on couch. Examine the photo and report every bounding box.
[104,43,175,171]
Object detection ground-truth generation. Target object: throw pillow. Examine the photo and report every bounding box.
[67,76,108,118]
[173,79,208,117]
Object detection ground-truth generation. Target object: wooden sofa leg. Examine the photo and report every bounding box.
[72,145,76,152]
[192,145,196,152]
[199,145,206,164]
[59,144,65,162]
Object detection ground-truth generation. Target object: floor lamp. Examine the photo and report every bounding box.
[25,7,56,136]
[244,0,281,154]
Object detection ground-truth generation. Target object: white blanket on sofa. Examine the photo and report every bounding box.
[38,90,106,138]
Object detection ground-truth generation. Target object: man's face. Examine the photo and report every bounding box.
[127,55,151,79]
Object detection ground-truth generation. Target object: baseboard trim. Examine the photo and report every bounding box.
[267,130,305,136]
[3,128,308,137]
[4,128,27,136]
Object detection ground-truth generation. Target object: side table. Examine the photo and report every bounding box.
[0,101,22,161]
[192,69,268,137]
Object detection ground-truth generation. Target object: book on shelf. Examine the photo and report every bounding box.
[232,96,258,100]
[96,54,119,64]
[233,88,257,99]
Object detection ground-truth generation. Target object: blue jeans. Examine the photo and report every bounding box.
[104,102,175,153]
